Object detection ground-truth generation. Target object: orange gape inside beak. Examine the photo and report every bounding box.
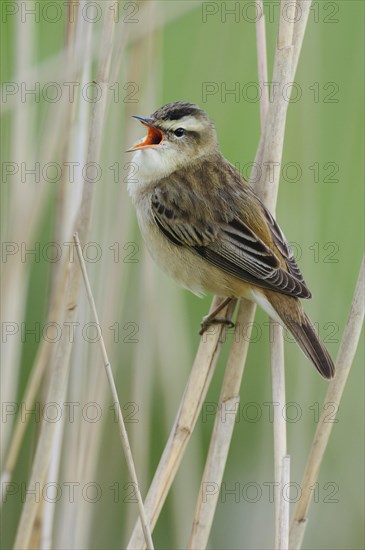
[133,123,164,149]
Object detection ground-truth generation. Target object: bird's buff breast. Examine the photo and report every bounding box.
[135,197,252,299]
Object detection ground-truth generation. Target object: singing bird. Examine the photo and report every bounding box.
[127,101,335,379]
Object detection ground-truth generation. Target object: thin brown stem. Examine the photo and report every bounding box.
[74,234,154,550]
[289,256,365,549]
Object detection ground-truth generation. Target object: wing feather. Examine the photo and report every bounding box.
[151,184,311,299]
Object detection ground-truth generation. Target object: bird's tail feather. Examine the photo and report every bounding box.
[284,312,335,379]
[262,291,335,379]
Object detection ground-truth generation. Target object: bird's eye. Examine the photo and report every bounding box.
[174,128,185,137]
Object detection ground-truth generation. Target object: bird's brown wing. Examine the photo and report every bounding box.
[151,186,311,299]
[261,201,309,288]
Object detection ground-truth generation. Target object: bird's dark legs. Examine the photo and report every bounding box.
[199,297,235,335]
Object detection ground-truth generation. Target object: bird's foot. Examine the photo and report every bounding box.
[199,316,235,335]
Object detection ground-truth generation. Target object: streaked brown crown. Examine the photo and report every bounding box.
[151,101,209,122]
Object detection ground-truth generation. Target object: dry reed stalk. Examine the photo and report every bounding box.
[13,4,117,548]
[289,256,365,549]
[74,233,154,549]
[127,298,237,549]
[57,216,106,546]
[1,7,36,465]
[254,0,311,187]
[271,323,289,550]
[255,0,269,127]
[257,0,295,210]
[262,3,295,543]
[188,301,256,549]
[258,3,314,545]
[37,4,83,545]
[1,9,95,523]
[1,47,75,503]
[291,0,312,78]
[40,412,65,550]
[1,1,90,493]
[280,454,291,548]
[52,0,80,251]
[258,4,312,543]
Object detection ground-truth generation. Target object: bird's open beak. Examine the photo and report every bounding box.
[126,116,164,152]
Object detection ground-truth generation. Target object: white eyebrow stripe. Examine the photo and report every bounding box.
[159,116,206,133]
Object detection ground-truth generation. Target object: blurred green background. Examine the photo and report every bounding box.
[1,1,364,549]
